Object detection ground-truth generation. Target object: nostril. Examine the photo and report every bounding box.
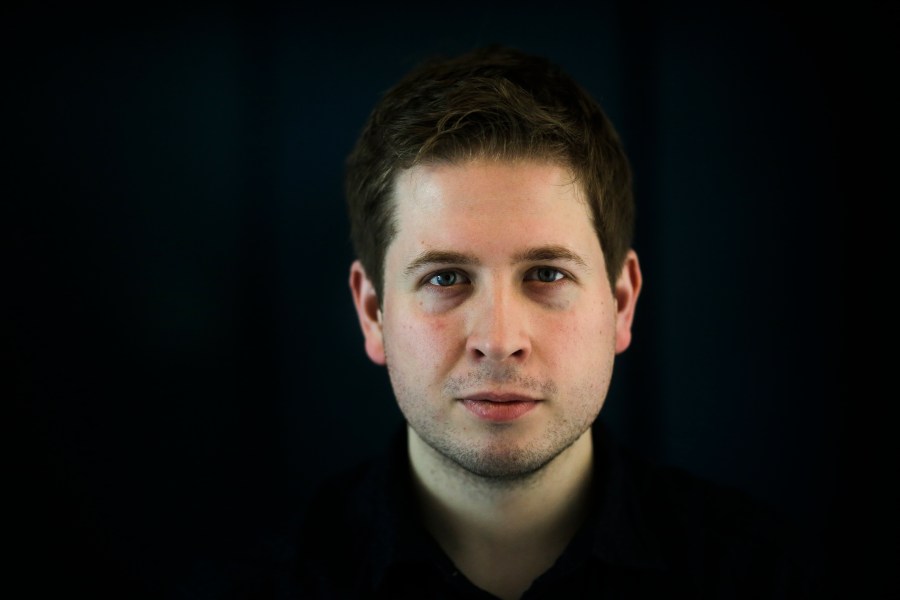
[469,345,528,362]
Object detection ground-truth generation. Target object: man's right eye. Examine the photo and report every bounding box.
[427,271,465,287]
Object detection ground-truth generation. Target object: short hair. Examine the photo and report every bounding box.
[346,45,635,301]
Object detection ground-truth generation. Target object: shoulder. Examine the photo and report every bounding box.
[618,446,820,598]
[301,460,378,549]
[297,457,396,598]
[169,515,303,599]
[170,461,384,600]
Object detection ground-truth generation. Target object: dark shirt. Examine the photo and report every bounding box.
[299,422,815,599]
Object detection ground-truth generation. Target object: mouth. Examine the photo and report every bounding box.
[459,392,541,422]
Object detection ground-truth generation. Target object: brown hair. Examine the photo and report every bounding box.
[346,45,634,300]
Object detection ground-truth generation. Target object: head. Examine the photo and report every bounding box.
[346,45,635,303]
[347,46,642,481]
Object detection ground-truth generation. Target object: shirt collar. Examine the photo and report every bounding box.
[365,420,668,592]
[588,422,667,571]
[366,425,452,590]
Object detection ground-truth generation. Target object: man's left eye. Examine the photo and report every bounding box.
[526,268,565,283]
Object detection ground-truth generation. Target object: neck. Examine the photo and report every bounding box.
[408,426,594,600]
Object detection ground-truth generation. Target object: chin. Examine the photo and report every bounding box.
[437,436,569,481]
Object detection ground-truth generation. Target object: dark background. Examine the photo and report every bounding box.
[7,1,893,597]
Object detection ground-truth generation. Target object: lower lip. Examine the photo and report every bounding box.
[461,399,539,422]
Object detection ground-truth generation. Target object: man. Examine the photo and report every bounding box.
[301,46,809,599]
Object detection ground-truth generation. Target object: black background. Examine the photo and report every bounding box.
[7,1,894,597]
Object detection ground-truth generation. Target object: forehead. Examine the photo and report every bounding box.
[388,159,600,258]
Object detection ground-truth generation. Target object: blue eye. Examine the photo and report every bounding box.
[428,271,462,286]
[527,267,565,283]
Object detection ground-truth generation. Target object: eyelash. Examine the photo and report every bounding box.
[426,271,468,287]
[525,267,566,283]
[424,267,567,288]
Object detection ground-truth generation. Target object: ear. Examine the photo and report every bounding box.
[349,260,386,365]
[613,249,643,354]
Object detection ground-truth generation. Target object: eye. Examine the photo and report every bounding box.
[526,267,566,283]
[427,271,468,287]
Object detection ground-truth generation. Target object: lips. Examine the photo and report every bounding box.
[459,392,541,422]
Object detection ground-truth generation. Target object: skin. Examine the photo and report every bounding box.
[350,158,642,599]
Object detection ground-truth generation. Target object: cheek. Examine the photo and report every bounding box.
[547,299,613,345]
[552,317,616,411]
[385,309,460,372]
[541,301,616,373]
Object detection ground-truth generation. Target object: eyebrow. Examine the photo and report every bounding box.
[512,245,588,268]
[404,244,588,276]
[404,250,478,276]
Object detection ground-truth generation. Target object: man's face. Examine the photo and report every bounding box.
[351,159,639,479]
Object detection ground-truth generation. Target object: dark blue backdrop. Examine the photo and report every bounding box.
[8,1,890,597]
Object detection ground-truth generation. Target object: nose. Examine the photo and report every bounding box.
[465,282,531,363]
